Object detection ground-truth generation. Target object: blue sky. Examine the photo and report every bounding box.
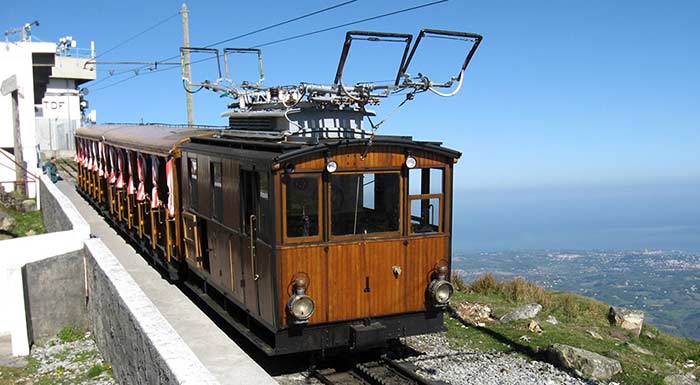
[4,1,699,250]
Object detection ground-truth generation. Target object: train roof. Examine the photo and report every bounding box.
[182,134,462,164]
[75,124,461,162]
[75,124,218,156]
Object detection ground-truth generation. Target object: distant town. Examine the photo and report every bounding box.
[454,249,700,340]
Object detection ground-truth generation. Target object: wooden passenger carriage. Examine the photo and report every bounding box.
[75,125,460,355]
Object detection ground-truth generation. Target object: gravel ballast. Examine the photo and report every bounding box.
[401,334,599,385]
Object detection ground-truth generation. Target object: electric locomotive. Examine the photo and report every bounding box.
[74,29,481,355]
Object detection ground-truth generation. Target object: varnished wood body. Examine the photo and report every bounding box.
[76,129,459,354]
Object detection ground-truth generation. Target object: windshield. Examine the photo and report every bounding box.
[330,172,400,236]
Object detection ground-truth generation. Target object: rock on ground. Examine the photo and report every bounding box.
[546,343,622,381]
[500,303,543,323]
[455,302,494,326]
[609,306,644,337]
[0,208,16,231]
[21,199,36,212]
[664,374,700,385]
[625,342,652,356]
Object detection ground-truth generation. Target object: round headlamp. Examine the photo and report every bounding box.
[287,294,315,322]
[405,156,417,169]
[326,160,338,173]
[429,279,454,306]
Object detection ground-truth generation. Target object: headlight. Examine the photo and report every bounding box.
[429,279,454,307]
[405,156,417,169]
[287,294,315,323]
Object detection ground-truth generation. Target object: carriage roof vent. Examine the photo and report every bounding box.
[229,116,275,131]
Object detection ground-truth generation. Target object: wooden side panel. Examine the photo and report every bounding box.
[197,154,210,218]
[365,239,406,317]
[222,158,240,231]
[277,245,328,326]
[255,243,275,327]
[180,152,191,210]
[229,234,244,303]
[208,224,233,292]
[326,243,369,321]
[292,146,450,171]
[405,235,449,311]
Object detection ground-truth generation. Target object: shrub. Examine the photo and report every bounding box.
[558,293,581,320]
[469,272,499,295]
[502,276,550,306]
[86,364,105,378]
[451,272,468,292]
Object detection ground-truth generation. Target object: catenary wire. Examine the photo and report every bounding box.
[95,11,180,59]
[88,1,359,85]
[88,0,449,92]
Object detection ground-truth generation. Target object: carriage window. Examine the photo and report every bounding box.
[408,168,444,234]
[409,168,443,195]
[211,162,222,220]
[410,198,441,233]
[285,176,319,238]
[331,173,400,236]
[188,158,198,209]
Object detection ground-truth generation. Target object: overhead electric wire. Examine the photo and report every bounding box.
[203,0,358,48]
[95,11,180,59]
[255,0,448,48]
[88,0,358,86]
[89,0,450,93]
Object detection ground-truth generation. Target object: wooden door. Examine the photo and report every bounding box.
[365,239,407,316]
[182,212,203,268]
[240,169,260,316]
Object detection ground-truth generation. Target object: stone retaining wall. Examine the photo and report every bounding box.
[84,239,219,385]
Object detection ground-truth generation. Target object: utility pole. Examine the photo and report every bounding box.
[12,90,27,197]
[180,3,194,126]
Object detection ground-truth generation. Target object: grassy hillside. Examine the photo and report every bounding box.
[446,273,700,385]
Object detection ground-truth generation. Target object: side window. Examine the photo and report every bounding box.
[258,172,269,243]
[284,175,320,239]
[211,161,222,220]
[241,170,258,236]
[408,168,444,234]
[188,157,198,210]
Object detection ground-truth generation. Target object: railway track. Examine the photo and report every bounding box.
[56,158,77,182]
[311,355,445,385]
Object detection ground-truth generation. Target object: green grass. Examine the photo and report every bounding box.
[0,201,45,237]
[57,326,86,343]
[447,273,700,385]
[85,364,106,378]
[0,366,29,385]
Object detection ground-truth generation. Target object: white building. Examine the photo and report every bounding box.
[0,29,95,197]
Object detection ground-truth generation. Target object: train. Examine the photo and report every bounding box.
[74,29,481,356]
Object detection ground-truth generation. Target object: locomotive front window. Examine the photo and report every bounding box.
[330,172,400,236]
[408,168,444,234]
[284,176,320,238]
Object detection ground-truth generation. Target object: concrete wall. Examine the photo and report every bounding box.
[22,250,87,345]
[0,175,88,355]
[85,239,219,385]
[39,174,89,236]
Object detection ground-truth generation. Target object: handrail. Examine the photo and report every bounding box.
[0,149,40,180]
